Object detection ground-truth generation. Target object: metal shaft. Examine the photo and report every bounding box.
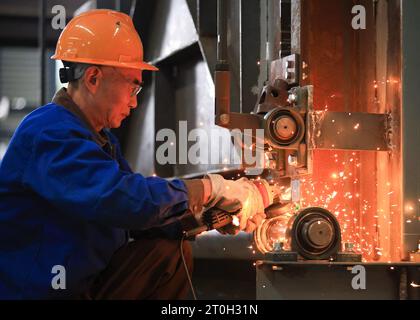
[215,0,231,127]
[217,0,228,63]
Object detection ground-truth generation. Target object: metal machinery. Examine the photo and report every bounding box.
[116,0,419,299]
[211,0,420,299]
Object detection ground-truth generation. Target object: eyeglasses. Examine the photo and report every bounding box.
[128,84,142,97]
[108,67,143,97]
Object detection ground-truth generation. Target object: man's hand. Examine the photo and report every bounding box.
[204,174,272,234]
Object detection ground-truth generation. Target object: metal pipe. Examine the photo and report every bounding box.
[217,0,228,63]
[191,230,263,260]
[38,0,46,105]
[215,0,231,127]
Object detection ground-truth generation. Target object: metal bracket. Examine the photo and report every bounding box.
[270,53,300,85]
[308,111,392,151]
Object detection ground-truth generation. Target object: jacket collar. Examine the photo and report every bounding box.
[52,88,108,147]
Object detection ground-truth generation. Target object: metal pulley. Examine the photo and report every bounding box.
[290,207,341,260]
[254,206,342,260]
[264,108,305,149]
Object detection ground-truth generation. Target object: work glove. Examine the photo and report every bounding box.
[183,178,243,235]
[204,174,272,234]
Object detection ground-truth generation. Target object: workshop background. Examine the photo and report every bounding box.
[0,0,419,299]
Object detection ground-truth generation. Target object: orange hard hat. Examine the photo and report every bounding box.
[51,9,158,71]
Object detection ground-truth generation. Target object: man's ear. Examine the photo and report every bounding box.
[83,66,102,94]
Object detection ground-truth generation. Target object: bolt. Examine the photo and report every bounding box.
[273,241,284,252]
[302,73,308,80]
[302,61,308,69]
[288,93,297,103]
[219,114,230,125]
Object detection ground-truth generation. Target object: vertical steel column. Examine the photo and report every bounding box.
[266,0,281,61]
[215,0,231,126]
[290,0,301,55]
[38,0,46,105]
[216,0,228,62]
[402,0,420,257]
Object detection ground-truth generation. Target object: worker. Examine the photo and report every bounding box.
[0,9,268,300]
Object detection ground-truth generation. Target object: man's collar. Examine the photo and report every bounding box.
[52,88,108,147]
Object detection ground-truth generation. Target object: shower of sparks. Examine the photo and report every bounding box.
[405,204,414,212]
[298,149,399,261]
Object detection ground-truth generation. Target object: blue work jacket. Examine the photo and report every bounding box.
[0,91,191,299]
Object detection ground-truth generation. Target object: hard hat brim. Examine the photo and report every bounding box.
[137,61,159,71]
[51,55,159,71]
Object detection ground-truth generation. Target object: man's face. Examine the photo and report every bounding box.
[95,66,143,129]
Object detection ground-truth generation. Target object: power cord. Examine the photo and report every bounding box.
[180,233,197,300]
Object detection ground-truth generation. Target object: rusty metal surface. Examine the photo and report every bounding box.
[299,0,403,262]
[374,0,404,262]
[223,112,262,131]
[309,111,391,151]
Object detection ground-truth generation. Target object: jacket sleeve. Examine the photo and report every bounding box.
[22,124,191,230]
